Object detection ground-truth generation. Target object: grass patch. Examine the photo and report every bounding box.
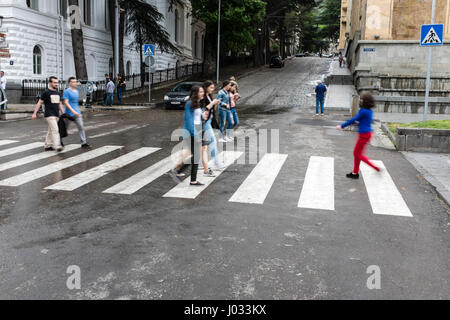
[387,120,450,134]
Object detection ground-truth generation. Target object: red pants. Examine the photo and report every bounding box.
[353,132,379,174]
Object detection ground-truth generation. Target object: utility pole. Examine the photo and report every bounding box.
[216,0,221,85]
[424,0,436,122]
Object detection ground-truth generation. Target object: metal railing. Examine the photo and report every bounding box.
[22,62,204,103]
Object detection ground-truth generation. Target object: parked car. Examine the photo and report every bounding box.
[164,82,203,109]
[269,56,285,68]
[322,53,333,58]
[295,53,305,57]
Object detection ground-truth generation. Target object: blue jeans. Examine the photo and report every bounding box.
[230,108,239,129]
[219,107,233,137]
[117,87,123,104]
[104,93,114,106]
[204,120,219,164]
[316,97,325,114]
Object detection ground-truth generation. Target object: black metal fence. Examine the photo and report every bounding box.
[22,62,204,103]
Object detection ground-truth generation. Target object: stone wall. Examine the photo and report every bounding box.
[395,128,450,153]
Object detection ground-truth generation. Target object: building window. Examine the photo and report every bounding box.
[59,0,68,18]
[175,9,179,43]
[109,58,114,76]
[33,46,42,75]
[126,61,132,77]
[27,0,39,10]
[83,0,92,26]
[194,32,198,58]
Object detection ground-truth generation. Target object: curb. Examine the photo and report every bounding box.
[380,122,397,148]
[401,152,450,208]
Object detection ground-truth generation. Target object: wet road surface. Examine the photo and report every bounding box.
[0,57,449,299]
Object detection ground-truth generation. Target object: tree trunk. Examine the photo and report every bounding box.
[119,11,126,76]
[108,0,116,76]
[68,0,88,80]
[203,29,217,77]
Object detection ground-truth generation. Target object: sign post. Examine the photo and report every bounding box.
[144,44,155,103]
[420,0,443,122]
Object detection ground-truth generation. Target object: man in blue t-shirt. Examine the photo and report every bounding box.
[315,80,327,116]
[62,77,90,148]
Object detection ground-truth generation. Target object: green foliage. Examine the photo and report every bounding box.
[190,0,266,54]
[123,0,179,54]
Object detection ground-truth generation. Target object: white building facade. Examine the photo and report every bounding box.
[0,0,205,87]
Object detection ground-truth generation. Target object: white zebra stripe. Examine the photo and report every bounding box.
[0,142,44,159]
[361,161,413,217]
[298,156,335,211]
[163,151,243,199]
[0,146,122,187]
[0,145,80,172]
[45,147,160,191]
[229,153,288,204]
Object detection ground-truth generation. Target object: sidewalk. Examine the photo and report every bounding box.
[402,152,450,207]
[324,60,356,111]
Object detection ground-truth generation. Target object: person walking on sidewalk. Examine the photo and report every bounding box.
[228,81,241,140]
[62,77,90,149]
[339,53,344,68]
[336,92,381,179]
[1,71,7,110]
[32,76,65,152]
[116,74,126,105]
[217,80,233,143]
[201,80,223,175]
[315,80,327,116]
[104,77,115,107]
[170,85,206,186]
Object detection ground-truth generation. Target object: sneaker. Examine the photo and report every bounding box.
[320,113,325,116]
[56,147,64,152]
[190,182,205,186]
[218,138,227,143]
[169,169,183,183]
[45,147,54,152]
[225,136,233,142]
[213,162,226,170]
[81,143,91,149]
[204,169,216,177]
[346,172,360,179]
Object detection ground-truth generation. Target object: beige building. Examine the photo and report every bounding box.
[338,0,450,114]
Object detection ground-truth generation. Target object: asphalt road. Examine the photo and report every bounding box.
[0,57,449,300]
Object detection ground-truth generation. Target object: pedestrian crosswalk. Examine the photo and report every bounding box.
[0,140,414,218]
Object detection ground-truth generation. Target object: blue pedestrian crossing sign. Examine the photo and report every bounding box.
[144,44,155,56]
[420,24,444,46]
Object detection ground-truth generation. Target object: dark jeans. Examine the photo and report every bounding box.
[104,93,114,106]
[117,87,123,105]
[178,134,202,183]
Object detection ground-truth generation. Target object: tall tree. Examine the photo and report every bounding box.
[68,0,88,80]
[189,0,266,75]
[126,0,180,87]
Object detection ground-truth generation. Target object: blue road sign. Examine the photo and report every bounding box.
[144,44,155,56]
[421,24,444,46]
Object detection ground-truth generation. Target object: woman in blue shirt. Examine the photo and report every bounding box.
[170,85,207,186]
[337,93,381,179]
[217,80,233,142]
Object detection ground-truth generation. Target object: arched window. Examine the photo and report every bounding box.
[33,46,42,75]
[27,0,39,10]
[126,61,132,76]
[174,9,179,43]
[109,58,114,76]
[194,31,198,58]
